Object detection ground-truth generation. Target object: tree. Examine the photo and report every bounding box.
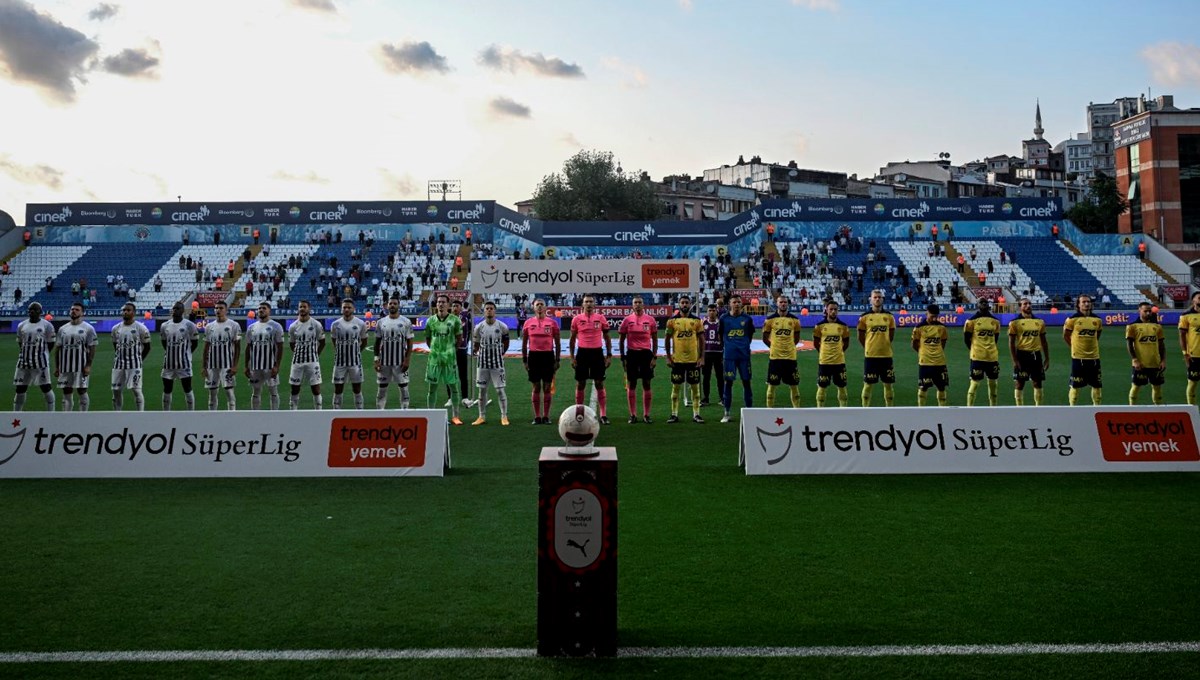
[1065,171,1127,233]
[531,150,661,220]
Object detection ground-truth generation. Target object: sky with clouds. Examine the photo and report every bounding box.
[1,0,1199,221]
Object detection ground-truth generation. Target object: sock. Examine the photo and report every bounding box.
[861,383,873,407]
[1151,384,1163,405]
[721,380,732,411]
[691,385,701,416]
[627,388,637,416]
[1128,384,1140,405]
[597,388,607,417]
[333,393,343,409]
[917,389,928,407]
[133,389,144,411]
[224,388,235,410]
[967,381,978,406]
[113,391,123,411]
[742,380,753,408]
[1091,388,1102,406]
[1188,381,1198,405]
[44,391,55,411]
[354,392,364,409]
[252,386,262,410]
[1068,387,1079,405]
[479,390,487,418]
[532,386,542,419]
[427,384,438,409]
[162,392,173,410]
[184,392,194,410]
[1033,387,1044,406]
[837,387,848,407]
[937,390,948,407]
[1013,388,1024,406]
[815,386,826,407]
[575,388,585,405]
[671,385,681,415]
[883,384,895,407]
[765,384,777,407]
[63,394,74,411]
[78,393,89,412]
[642,389,651,418]
[498,388,508,417]
[313,393,323,409]
[987,380,998,406]
[400,385,410,409]
[13,393,26,411]
[291,394,300,410]
[377,388,389,410]
[788,386,800,407]
[448,386,459,416]
[542,389,552,420]
[270,387,280,410]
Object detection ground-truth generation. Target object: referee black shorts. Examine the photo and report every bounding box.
[623,349,654,385]
[574,347,608,382]
[526,351,557,383]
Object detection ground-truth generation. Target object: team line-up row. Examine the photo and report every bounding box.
[10,291,1200,420]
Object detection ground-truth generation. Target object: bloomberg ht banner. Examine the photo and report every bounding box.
[739,406,1199,475]
[0,411,449,478]
[25,201,495,226]
[470,259,698,295]
[757,197,1064,222]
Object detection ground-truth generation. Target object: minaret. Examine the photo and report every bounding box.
[1033,99,1044,140]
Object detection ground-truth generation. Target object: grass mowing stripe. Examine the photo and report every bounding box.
[2,641,1197,664]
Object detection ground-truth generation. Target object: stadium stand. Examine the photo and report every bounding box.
[992,237,1103,305]
[0,245,91,313]
[1066,246,1167,306]
[949,240,1036,301]
[237,244,320,310]
[135,244,246,311]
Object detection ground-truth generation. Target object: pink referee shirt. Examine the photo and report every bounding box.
[571,313,609,349]
[523,316,559,352]
[619,313,656,352]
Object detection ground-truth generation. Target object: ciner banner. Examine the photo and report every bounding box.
[471,259,697,295]
[0,411,448,478]
[739,406,1200,475]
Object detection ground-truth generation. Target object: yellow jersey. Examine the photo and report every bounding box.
[1125,321,1164,368]
[763,313,802,360]
[1064,313,1103,359]
[1008,316,1046,353]
[964,314,1001,362]
[666,315,703,363]
[857,311,895,358]
[813,319,850,365]
[912,321,948,366]
[1179,311,1200,356]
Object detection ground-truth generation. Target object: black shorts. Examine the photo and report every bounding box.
[1188,358,1200,382]
[766,359,799,386]
[969,360,1000,381]
[623,349,655,384]
[1131,366,1166,387]
[574,347,608,382]
[863,357,895,384]
[526,351,557,383]
[671,362,700,385]
[918,365,949,391]
[816,363,847,388]
[1069,358,1103,389]
[1013,351,1045,385]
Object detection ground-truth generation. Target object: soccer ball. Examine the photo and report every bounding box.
[558,405,600,449]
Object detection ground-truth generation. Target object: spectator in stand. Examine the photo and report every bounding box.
[23,229,31,246]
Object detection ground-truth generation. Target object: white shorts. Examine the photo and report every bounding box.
[376,366,409,386]
[204,367,237,390]
[13,366,51,387]
[57,372,90,390]
[333,365,364,385]
[289,362,323,386]
[111,368,143,390]
[476,367,506,389]
[161,367,193,381]
[246,369,279,387]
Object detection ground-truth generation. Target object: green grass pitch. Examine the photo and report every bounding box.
[0,327,1197,679]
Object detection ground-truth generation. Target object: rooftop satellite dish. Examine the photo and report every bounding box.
[896,173,908,182]
[788,169,798,178]
[743,177,754,186]
[706,185,716,193]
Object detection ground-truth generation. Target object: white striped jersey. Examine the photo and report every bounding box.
[16,319,55,370]
[56,321,98,373]
[245,320,284,371]
[204,319,241,370]
[112,321,151,369]
[331,316,367,368]
[288,318,324,364]
[375,315,413,367]
[472,320,509,370]
[160,319,198,371]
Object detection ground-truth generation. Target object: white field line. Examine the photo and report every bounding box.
[1,641,1197,664]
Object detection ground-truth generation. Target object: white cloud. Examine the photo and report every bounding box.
[678,0,694,11]
[792,0,839,11]
[1141,42,1200,87]
[602,57,648,89]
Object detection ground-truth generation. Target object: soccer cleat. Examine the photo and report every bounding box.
[531,418,541,425]
[463,398,476,408]
[720,413,732,423]
[500,416,510,426]
[693,414,705,423]
[471,417,486,426]
[699,399,710,407]
[444,399,453,408]
[599,416,611,425]
[666,415,680,423]
[643,416,653,424]
[450,417,463,426]
[628,415,638,424]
